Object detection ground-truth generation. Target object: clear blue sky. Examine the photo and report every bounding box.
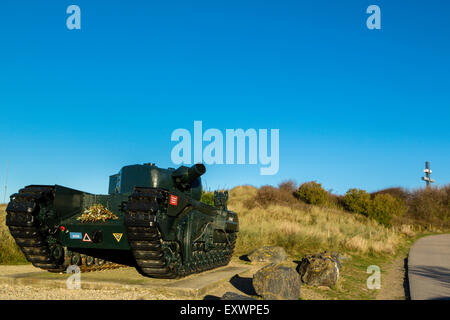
[0,0,449,200]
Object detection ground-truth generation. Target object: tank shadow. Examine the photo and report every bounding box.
[203,295,221,300]
[239,255,250,262]
[202,274,256,300]
[229,275,256,296]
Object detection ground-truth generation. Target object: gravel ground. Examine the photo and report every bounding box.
[0,262,327,300]
[0,264,251,300]
[0,283,180,300]
[375,256,408,300]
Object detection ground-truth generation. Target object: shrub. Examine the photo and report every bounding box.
[255,186,280,207]
[326,193,345,210]
[278,180,297,194]
[371,187,408,200]
[245,182,302,209]
[296,181,328,206]
[200,190,214,206]
[368,194,405,227]
[406,185,450,226]
[342,188,371,216]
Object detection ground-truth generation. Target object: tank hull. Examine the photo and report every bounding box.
[5,182,238,278]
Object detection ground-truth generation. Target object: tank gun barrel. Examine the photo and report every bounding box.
[172,163,206,189]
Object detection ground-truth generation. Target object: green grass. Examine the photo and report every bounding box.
[294,232,439,300]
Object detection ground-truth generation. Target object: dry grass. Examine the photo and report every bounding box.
[0,204,27,264]
[397,224,416,237]
[228,186,403,258]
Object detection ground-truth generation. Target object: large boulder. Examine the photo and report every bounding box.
[247,246,288,263]
[296,252,341,287]
[320,251,348,270]
[252,264,301,300]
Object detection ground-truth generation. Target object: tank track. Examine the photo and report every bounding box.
[6,186,123,273]
[125,187,236,278]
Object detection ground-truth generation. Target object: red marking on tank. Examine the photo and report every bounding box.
[169,195,178,206]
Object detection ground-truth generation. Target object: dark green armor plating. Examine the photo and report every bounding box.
[5,163,238,278]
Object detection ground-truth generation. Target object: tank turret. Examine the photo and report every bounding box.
[108,163,205,200]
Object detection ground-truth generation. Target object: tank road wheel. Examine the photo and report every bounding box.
[49,244,66,270]
[70,252,82,266]
[95,258,106,266]
[85,256,95,267]
[195,261,202,273]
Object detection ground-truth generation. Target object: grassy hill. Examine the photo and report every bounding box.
[226,185,422,299]
[227,185,410,258]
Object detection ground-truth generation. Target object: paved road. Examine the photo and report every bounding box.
[408,234,450,300]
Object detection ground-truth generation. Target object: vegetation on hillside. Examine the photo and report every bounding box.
[228,184,409,258]
[347,185,449,229]
[296,181,328,206]
[400,185,450,228]
[266,180,450,230]
[199,181,448,257]
[224,183,434,300]
[200,190,215,206]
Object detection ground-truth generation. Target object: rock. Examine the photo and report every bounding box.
[221,292,256,300]
[252,263,301,300]
[319,251,343,271]
[296,253,340,287]
[247,246,288,263]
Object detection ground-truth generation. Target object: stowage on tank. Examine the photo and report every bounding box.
[5,163,238,278]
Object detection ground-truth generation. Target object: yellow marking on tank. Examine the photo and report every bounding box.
[113,233,123,242]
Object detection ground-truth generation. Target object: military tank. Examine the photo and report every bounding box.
[5,163,238,278]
